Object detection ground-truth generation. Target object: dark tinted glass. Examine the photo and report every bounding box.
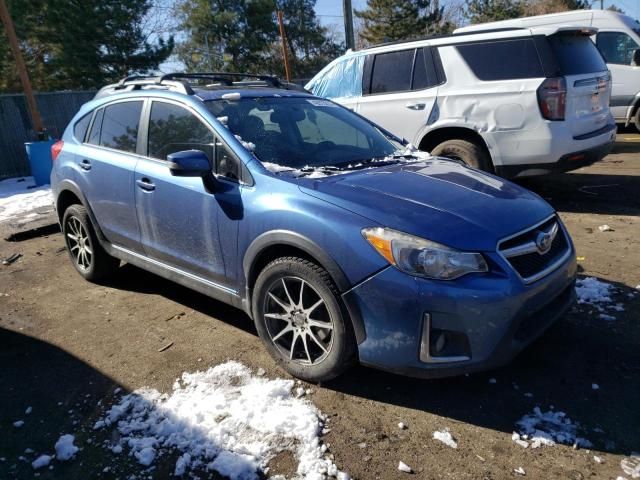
[456,39,544,80]
[87,108,104,146]
[74,113,92,142]
[100,102,142,153]
[370,49,415,94]
[148,102,214,161]
[550,33,607,74]
[595,31,639,66]
[412,48,439,90]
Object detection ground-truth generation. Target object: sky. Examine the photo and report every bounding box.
[156,0,640,73]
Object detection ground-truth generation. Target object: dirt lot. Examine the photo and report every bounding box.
[1,133,639,480]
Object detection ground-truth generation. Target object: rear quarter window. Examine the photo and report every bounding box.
[456,39,544,80]
[549,33,607,74]
[73,113,92,142]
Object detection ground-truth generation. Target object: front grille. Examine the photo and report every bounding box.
[498,216,571,283]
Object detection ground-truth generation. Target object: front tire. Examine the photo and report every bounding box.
[431,139,492,172]
[252,257,356,382]
[62,205,119,281]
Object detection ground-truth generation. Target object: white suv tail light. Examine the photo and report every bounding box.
[537,77,566,121]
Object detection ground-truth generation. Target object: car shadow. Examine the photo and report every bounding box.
[0,326,274,479]
[517,172,640,215]
[99,263,639,457]
[324,277,639,456]
[98,263,257,336]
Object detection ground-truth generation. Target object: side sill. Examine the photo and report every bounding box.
[106,244,241,309]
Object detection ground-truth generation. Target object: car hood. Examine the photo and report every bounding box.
[297,158,554,251]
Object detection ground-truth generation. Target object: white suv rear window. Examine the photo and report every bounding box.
[456,39,544,81]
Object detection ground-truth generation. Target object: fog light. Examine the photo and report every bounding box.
[434,332,446,354]
[420,313,471,364]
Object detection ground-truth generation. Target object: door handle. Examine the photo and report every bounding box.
[79,159,91,171]
[405,102,426,110]
[136,178,155,191]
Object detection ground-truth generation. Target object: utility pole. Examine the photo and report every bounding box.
[277,10,291,82]
[0,0,43,136]
[343,0,355,51]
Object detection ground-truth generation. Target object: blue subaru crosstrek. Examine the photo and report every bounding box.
[50,73,577,382]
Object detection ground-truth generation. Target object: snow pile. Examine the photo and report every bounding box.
[398,461,412,473]
[31,454,52,470]
[95,361,345,479]
[433,429,457,448]
[621,453,640,478]
[0,177,53,223]
[513,407,592,449]
[234,134,256,152]
[55,434,78,461]
[575,277,624,317]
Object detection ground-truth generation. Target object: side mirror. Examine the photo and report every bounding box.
[167,150,211,177]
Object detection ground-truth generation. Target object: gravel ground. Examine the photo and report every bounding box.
[1,136,638,479]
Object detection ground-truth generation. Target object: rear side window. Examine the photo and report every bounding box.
[456,39,544,80]
[595,31,639,66]
[306,55,364,98]
[370,49,415,93]
[549,33,607,74]
[87,108,104,146]
[74,113,91,142]
[147,101,214,162]
[99,101,143,153]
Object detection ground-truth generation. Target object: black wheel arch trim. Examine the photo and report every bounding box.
[55,180,108,244]
[242,230,366,344]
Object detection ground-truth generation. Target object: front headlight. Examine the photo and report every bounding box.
[362,227,488,280]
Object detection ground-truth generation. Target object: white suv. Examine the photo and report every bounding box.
[306,26,616,178]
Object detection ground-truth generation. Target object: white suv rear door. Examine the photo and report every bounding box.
[546,32,612,137]
[357,47,441,145]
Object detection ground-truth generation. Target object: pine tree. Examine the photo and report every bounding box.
[355,0,453,46]
[176,0,341,79]
[465,0,524,24]
[0,0,174,92]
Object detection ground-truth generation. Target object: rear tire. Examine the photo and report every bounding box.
[431,139,492,172]
[633,108,640,133]
[252,257,356,383]
[62,204,119,281]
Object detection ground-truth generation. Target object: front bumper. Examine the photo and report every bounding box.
[342,249,577,379]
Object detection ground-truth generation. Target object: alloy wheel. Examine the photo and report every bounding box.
[263,276,334,365]
[65,216,92,271]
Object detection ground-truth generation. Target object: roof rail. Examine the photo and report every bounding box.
[363,27,525,50]
[94,72,306,99]
[160,72,286,88]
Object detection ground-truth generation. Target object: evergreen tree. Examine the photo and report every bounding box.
[176,0,341,79]
[355,0,453,45]
[465,0,524,24]
[0,0,174,92]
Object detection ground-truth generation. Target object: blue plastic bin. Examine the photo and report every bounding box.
[25,140,55,186]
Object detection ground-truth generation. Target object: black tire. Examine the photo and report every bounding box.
[252,257,356,383]
[633,108,640,133]
[431,139,492,172]
[62,204,119,281]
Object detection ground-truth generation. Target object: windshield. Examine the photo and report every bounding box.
[205,96,399,171]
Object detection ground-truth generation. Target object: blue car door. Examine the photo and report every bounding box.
[77,100,144,252]
[134,99,241,292]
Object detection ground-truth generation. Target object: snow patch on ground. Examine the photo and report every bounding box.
[514,407,592,449]
[0,177,53,223]
[433,429,457,449]
[31,455,52,470]
[54,434,78,461]
[621,453,640,478]
[95,361,344,479]
[575,277,625,318]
